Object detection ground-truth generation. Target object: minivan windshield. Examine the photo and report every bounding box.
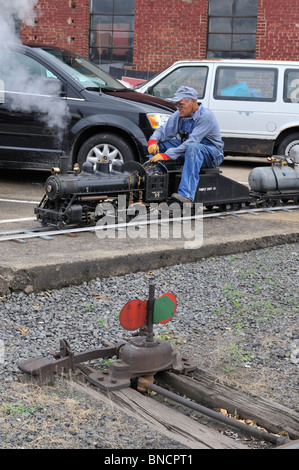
[38,47,126,90]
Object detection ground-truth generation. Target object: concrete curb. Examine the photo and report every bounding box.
[1,231,298,295]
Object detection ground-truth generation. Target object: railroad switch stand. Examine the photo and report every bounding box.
[18,283,196,390]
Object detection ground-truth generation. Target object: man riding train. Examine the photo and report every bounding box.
[147,86,224,204]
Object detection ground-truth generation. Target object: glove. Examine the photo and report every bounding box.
[147,139,159,155]
[149,153,171,162]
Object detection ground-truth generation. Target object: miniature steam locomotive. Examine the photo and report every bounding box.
[35,153,299,228]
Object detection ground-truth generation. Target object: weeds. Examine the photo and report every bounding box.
[1,400,45,415]
[97,316,108,328]
[225,344,252,363]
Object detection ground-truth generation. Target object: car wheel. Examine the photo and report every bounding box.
[77,132,135,169]
[277,132,299,156]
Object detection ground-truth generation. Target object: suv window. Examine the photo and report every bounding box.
[0,50,67,130]
[0,51,57,92]
[38,47,125,89]
[148,66,208,99]
[214,66,277,101]
[283,69,299,103]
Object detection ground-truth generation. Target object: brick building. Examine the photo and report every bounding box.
[20,0,299,79]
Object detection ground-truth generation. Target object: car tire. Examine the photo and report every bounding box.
[277,132,299,156]
[77,132,135,169]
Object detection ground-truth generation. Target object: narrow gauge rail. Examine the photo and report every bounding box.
[65,363,299,450]
[0,204,298,242]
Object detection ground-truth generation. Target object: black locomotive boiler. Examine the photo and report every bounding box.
[35,154,299,228]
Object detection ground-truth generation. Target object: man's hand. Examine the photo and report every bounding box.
[147,139,159,155]
[148,143,159,155]
[149,153,171,162]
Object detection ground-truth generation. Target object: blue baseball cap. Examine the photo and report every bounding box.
[171,86,198,102]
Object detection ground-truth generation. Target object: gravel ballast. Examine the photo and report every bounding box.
[0,242,298,449]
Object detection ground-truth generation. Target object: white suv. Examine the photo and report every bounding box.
[136,59,299,158]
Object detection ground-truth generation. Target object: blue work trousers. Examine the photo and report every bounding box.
[159,139,224,201]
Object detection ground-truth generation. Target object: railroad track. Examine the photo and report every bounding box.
[0,204,298,242]
[62,362,299,450]
[16,276,299,450]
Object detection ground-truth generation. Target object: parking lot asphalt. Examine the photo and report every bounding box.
[0,161,298,295]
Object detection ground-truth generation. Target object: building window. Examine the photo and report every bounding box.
[14,18,20,37]
[89,0,135,69]
[207,0,258,59]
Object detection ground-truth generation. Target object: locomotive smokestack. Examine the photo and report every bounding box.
[59,153,69,174]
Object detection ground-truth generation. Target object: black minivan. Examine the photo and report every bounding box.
[0,44,175,171]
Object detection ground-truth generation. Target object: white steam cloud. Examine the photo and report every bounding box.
[0,0,37,45]
[0,0,70,141]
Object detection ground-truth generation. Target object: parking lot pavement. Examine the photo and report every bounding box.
[0,161,298,295]
[0,169,45,226]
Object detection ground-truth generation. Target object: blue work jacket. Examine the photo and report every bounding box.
[150,104,224,160]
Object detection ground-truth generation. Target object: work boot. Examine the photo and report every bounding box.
[171,193,193,205]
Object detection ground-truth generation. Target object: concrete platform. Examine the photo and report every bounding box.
[0,205,298,295]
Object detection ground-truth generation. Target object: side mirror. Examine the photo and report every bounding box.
[0,79,5,104]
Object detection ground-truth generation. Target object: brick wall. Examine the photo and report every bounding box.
[256,0,299,61]
[20,0,299,74]
[133,0,209,73]
[20,0,89,58]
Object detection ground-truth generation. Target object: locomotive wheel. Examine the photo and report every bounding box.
[255,199,267,208]
[276,132,299,156]
[77,132,135,169]
[267,198,280,207]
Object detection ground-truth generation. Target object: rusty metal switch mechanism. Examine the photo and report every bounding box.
[18,283,196,389]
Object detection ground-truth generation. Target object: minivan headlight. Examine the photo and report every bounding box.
[147,113,171,129]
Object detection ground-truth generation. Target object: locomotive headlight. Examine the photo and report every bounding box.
[147,113,171,129]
